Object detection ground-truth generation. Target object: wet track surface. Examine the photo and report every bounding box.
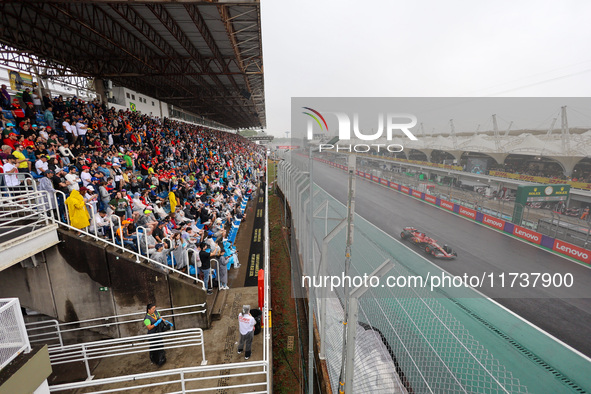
[309,159,591,357]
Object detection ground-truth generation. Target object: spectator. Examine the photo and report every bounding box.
[2,155,20,194]
[80,165,92,187]
[199,241,220,295]
[169,186,178,213]
[38,170,57,215]
[149,243,170,273]
[237,305,256,360]
[65,166,81,191]
[21,88,33,105]
[0,84,10,108]
[12,144,30,173]
[65,188,90,232]
[35,155,49,175]
[109,190,129,219]
[76,118,88,146]
[44,106,55,130]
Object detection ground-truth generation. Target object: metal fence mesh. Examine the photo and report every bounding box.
[0,298,30,370]
[278,159,530,393]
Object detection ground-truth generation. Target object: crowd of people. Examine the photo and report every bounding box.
[1,86,266,295]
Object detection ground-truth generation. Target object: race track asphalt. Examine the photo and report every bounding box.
[310,159,591,357]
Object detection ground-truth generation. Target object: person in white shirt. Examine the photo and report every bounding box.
[65,167,81,191]
[62,118,76,145]
[76,119,88,146]
[38,127,49,141]
[80,166,92,187]
[3,155,20,191]
[89,210,110,237]
[58,144,74,166]
[237,305,256,360]
[35,155,49,175]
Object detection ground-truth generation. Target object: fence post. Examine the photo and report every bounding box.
[200,329,207,365]
[82,344,93,381]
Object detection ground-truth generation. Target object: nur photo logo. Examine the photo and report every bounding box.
[302,107,419,152]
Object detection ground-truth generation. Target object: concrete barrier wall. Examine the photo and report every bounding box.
[0,229,208,339]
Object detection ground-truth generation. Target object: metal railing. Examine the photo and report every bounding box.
[26,303,207,348]
[48,361,268,393]
[0,298,31,370]
[48,328,207,381]
[263,157,271,393]
[47,191,207,289]
[0,190,54,241]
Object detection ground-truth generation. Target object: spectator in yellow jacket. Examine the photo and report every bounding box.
[168,186,178,214]
[66,188,90,231]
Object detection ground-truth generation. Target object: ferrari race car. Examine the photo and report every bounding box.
[400,227,458,259]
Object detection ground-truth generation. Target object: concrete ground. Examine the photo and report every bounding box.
[64,287,265,393]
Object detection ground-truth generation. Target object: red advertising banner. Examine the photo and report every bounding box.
[400,186,410,194]
[458,206,477,220]
[482,214,505,230]
[512,225,542,245]
[358,172,365,177]
[380,179,388,185]
[372,175,379,182]
[440,200,455,211]
[365,174,371,179]
[390,183,398,189]
[424,194,437,204]
[412,190,422,198]
[552,239,591,264]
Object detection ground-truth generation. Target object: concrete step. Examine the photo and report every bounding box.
[210,287,228,321]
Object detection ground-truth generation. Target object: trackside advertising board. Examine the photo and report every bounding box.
[512,225,542,245]
[553,240,591,264]
[315,157,591,265]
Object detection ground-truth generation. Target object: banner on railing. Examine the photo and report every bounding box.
[458,206,477,220]
[552,239,591,264]
[482,214,506,231]
[440,199,455,211]
[512,225,542,245]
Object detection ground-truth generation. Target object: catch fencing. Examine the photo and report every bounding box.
[278,157,530,394]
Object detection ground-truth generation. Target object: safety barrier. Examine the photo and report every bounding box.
[318,157,591,265]
[26,303,206,348]
[48,361,268,393]
[0,298,31,370]
[48,328,207,381]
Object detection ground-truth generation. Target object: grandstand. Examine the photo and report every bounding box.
[0,1,274,393]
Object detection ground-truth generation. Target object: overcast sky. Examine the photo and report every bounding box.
[260,0,591,137]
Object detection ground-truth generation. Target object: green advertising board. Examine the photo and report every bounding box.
[512,184,570,224]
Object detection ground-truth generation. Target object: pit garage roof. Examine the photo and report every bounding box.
[0,1,265,129]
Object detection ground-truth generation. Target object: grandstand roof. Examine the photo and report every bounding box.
[0,1,265,129]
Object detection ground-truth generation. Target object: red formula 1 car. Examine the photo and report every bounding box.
[400,227,458,259]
